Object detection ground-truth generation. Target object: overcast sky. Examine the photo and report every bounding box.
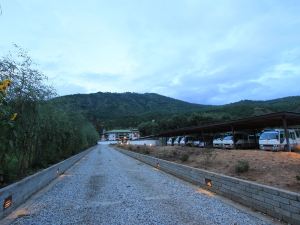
[0,0,300,105]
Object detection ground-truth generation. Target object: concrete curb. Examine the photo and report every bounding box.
[117,148,300,225]
[0,145,96,220]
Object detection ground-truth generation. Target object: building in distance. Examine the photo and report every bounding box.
[104,129,140,141]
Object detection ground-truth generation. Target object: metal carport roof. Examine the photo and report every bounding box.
[156,111,300,137]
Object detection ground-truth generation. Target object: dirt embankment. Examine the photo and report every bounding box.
[118,144,300,193]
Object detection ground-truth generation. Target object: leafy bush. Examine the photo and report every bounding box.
[235,160,250,173]
[296,175,300,181]
[180,153,189,162]
[202,148,216,166]
[144,149,150,155]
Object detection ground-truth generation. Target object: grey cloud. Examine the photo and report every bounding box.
[2,0,300,104]
[78,72,121,83]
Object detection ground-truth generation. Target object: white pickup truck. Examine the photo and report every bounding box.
[259,129,298,151]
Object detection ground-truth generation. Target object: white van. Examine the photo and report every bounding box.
[259,129,298,151]
[173,136,183,146]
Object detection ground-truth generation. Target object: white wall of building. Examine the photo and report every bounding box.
[128,139,160,146]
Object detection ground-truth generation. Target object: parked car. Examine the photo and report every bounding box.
[222,135,234,149]
[179,136,194,146]
[295,128,300,150]
[167,137,175,146]
[223,133,257,149]
[193,137,206,148]
[242,134,258,148]
[213,137,223,148]
[259,129,298,151]
[173,136,183,146]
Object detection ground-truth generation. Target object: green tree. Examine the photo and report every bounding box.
[0,46,99,186]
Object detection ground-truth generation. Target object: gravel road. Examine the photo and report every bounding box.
[5,144,278,225]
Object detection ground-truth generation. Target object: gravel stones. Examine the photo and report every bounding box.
[9,145,276,225]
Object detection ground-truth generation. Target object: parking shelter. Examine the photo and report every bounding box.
[156,112,300,151]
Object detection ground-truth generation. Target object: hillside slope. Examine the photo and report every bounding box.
[52,93,300,132]
[209,96,300,118]
[52,92,208,130]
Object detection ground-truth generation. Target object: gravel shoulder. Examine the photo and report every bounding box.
[2,144,283,225]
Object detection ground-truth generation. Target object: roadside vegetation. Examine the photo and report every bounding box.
[118,144,300,193]
[0,46,99,188]
[235,160,250,173]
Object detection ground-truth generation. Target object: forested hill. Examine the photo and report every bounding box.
[52,93,300,135]
[53,92,207,116]
[52,92,208,130]
[204,96,300,118]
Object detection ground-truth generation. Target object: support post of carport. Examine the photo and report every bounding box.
[253,130,258,148]
[282,116,291,152]
[200,131,204,147]
[163,137,167,146]
[231,126,236,149]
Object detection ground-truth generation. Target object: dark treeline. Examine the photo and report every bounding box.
[137,112,228,136]
[138,98,300,136]
[0,47,99,187]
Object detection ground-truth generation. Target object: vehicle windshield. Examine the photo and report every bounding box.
[223,136,233,140]
[259,132,279,140]
[296,130,300,138]
[177,137,182,142]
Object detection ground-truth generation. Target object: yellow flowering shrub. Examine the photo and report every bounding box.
[0,79,11,93]
[0,79,17,122]
[10,113,17,121]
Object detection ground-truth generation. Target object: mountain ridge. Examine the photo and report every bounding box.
[52,92,300,133]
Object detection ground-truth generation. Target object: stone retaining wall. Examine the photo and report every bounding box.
[117,148,300,225]
[0,146,96,220]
